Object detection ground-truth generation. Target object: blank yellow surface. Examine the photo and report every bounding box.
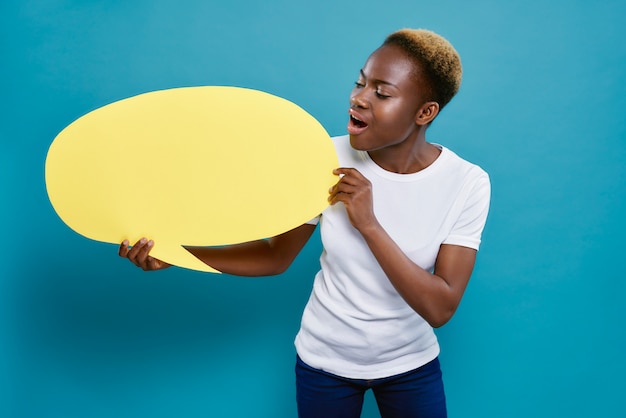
[45,86,338,272]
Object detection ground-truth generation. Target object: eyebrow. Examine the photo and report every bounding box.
[359,69,399,88]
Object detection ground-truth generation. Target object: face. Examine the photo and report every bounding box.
[347,44,432,152]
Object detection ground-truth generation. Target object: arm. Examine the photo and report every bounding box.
[185,223,317,276]
[358,225,475,328]
[119,222,317,276]
[330,167,476,327]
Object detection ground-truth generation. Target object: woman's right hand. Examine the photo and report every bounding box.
[118,238,171,271]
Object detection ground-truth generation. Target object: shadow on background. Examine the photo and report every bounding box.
[8,235,322,417]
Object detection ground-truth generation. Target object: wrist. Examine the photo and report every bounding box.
[356,218,383,239]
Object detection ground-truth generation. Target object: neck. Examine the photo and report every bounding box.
[368,132,440,174]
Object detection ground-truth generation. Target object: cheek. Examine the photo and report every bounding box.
[377,104,416,130]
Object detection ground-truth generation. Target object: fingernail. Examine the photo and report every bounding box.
[140,238,147,244]
[147,240,154,247]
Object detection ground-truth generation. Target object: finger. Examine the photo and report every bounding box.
[328,183,357,205]
[333,167,355,176]
[126,238,147,261]
[134,240,154,267]
[333,167,365,180]
[331,177,359,196]
[335,170,369,189]
[339,177,362,191]
[118,240,130,258]
[329,171,356,193]
[146,256,157,270]
[328,191,345,206]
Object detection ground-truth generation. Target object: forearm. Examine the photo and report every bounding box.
[358,222,460,327]
[185,223,316,277]
[185,240,287,276]
[327,166,477,326]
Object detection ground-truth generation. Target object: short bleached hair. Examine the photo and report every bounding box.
[383,29,462,110]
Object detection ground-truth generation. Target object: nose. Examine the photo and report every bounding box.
[350,89,368,109]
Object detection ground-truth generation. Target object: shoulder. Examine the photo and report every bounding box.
[331,135,363,167]
[439,145,490,184]
[331,134,350,151]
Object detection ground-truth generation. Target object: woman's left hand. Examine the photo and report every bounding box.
[328,167,378,232]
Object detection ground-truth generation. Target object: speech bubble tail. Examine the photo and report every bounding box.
[149,242,221,274]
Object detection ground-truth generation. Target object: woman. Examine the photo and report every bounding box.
[120,28,490,418]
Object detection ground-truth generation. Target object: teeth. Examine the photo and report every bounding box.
[352,115,362,122]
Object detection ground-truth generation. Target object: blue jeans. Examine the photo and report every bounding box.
[295,356,447,418]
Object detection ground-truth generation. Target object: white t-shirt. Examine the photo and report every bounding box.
[295,135,491,379]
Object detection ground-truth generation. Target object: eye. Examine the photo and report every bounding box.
[375,90,391,99]
[354,81,365,88]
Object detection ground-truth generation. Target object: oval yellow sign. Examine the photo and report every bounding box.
[45,86,338,272]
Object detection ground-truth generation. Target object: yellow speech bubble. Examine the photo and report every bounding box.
[45,86,338,273]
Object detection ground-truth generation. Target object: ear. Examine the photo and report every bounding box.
[415,101,440,126]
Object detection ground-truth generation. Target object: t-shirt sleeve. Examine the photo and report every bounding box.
[443,171,491,250]
[305,215,321,226]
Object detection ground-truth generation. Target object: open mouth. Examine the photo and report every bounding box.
[347,109,369,135]
[350,115,368,129]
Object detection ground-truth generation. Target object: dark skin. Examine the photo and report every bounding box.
[119,44,477,328]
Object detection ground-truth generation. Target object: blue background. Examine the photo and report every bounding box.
[2,1,625,417]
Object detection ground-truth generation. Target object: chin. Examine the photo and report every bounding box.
[349,134,368,151]
[350,134,384,153]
